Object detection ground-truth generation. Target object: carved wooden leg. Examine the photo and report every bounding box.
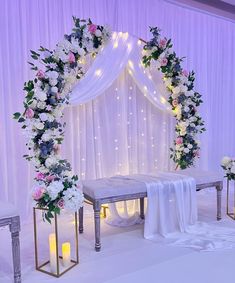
[140,198,145,220]
[9,216,21,283]
[79,206,84,234]
[94,201,101,252]
[216,182,223,221]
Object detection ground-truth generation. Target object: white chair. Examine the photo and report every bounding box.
[0,201,21,283]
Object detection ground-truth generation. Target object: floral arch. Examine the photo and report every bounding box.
[14,17,205,220]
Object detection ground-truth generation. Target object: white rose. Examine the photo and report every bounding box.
[51,87,58,93]
[30,99,37,109]
[184,148,190,153]
[36,91,47,101]
[77,47,85,56]
[47,70,59,80]
[184,106,190,112]
[172,86,181,95]
[221,156,232,167]
[47,181,64,200]
[47,114,54,122]
[37,101,46,109]
[180,85,188,93]
[95,29,102,37]
[45,157,57,168]
[34,121,44,130]
[53,108,63,118]
[49,79,58,86]
[41,133,51,142]
[187,144,193,149]
[231,165,235,174]
[39,113,48,122]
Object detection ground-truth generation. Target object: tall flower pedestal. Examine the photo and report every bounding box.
[226,179,235,220]
[33,207,79,277]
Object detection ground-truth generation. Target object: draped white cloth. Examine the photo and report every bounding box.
[69,32,170,113]
[109,173,235,251]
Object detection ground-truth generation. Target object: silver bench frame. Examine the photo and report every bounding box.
[0,215,21,282]
[79,181,223,251]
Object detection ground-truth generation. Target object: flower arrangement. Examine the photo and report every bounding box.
[142,27,205,169]
[221,156,235,181]
[13,17,110,222]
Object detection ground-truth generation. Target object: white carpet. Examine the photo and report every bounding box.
[0,188,235,283]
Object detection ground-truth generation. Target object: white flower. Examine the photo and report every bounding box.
[77,47,85,57]
[221,156,232,167]
[184,148,190,153]
[37,101,46,109]
[187,144,193,149]
[184,106,190,112]
[34,121,44,130]
[70,37,80,53]
[51,87,58,93]
[39,113,48,122]
[53,107,63,118]
[231,165,235,174]
[95,29,102,37]
[172,86,181,95]
[186,90,194,97]
[63,186,84,211]
[36,90,47,101]
[180,85,188,93]
[30,99,37,109]
[47,70,59,80]
[45,156,57,168]
[49,79,58,86]
[47,180,64,200]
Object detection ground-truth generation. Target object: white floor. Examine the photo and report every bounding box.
[1,188,235,283]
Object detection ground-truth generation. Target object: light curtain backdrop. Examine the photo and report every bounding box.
[0,0,234,218]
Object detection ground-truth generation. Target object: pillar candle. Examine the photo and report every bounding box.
[62,242,71,267]
[49,233,57,273]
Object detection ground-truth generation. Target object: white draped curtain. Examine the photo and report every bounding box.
[1,0,235,218]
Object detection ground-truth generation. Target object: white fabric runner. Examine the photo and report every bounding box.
[107,173,235,251]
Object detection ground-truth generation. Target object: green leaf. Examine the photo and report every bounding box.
[13,112,21,119]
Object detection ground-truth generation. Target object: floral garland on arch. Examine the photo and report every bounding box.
[13,17,111,222]
[142,27,206,169]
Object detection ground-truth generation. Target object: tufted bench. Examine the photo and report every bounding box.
[0,201,21,282]
[79,169,223,251]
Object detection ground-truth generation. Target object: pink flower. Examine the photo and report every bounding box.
[36,70,45,79]
[194,150,200,158]
[55,93,61,100]
[53,144,61,155]
[176,137,183,145]
[182,70,189,77]
[46,175,55,182]
[36,172,45,180]
[68,52,75,64]
[32,186,45,200]
[57,198,65,209]
[160,58,168,66]
[172,99,178,107]
[159,38,167,49]
[25,108,34,119]
[88,24,97,34]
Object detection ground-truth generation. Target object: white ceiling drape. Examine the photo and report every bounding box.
[69,32,171,113]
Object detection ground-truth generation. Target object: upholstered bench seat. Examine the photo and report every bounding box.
[79,169,223,251]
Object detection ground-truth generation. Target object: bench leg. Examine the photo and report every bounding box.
[94,202,101,252]
[216,182,223,221]
[79,206,84,234]
[10,216,21,283]
[140,198,145,220]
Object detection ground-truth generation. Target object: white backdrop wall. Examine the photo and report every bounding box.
[0,0,235,218]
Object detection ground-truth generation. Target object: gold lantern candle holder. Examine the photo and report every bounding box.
[33,207,79,277]
[226,179,235,220]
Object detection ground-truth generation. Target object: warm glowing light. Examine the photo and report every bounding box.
[62,242,71,267]
[118,32,123,37]
[148,75,152,79]
[128,69,132,75]
[153,90,156,94]
[129,86,133,90]
[95,69,102,77]
[160,96,167,104]
[113,41,118,48]
[144,86,147,91]
[137,39,142,46]
[128,60,134,69]
[127,43,132,50]
[123,32,129,40]
[112,32,117,40]
[49,234,57,273]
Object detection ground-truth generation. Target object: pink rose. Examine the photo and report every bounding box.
[68,52,75,64]
[159,38,167,49]
[25,108,34,119]
[176,137,183,145]
[172,99,178,107]
[36,172,45,180]
[36,70,45,79]
[32,187,45,200]
[182,70,189,77]
[88,24,97,34]
[160,58,168,66]
[46,175,55,182]
[53,144,61,155]
[57,198,65,209]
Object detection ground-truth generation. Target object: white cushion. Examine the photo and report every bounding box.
[82,169,223,200]
[0,201,18,219]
